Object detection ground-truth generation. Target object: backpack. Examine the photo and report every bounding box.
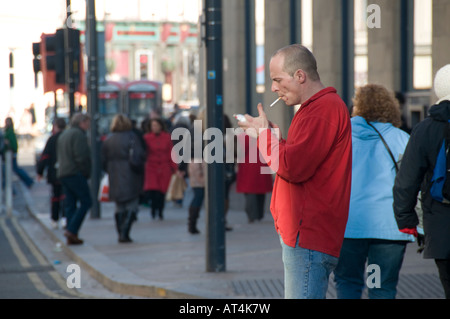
[430,120,450,204]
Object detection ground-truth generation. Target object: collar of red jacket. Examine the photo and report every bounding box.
[300,87,337,109]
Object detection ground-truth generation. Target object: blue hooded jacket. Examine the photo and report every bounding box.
[345,116,414,241]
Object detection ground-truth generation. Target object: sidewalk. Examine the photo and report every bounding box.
[21,179,445,299]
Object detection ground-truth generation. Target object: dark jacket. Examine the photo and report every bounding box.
[57,126,91,179]
[37,131,63,184]
[393,100,450,259]
[101,130,145,203]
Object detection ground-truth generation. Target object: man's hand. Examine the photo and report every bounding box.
[237,103,270,138]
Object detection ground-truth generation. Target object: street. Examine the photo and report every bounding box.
[0,138,141,299]
[0,136,445,300]
[0,214,83,299]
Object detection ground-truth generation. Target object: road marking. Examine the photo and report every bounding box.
[1,216,84,298]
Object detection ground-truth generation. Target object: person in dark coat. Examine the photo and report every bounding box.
[393,64,450,299]
[57,113,92,245]
[36,117,67,228]
[101,114,146,243]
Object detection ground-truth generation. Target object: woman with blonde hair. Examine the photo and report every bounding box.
[101,114,146,243]
[333,84,414,299]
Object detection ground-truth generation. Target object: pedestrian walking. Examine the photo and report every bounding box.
[237,44,352,299]
[333,84,414,299]
[184,109,205,234]
[101,114,146,243]
[187,161,205,234]
[57,113,92,245]
[393,64,450,299]
[2,117,34,188]
[143,118,178,220]
[236,132,273,223]
[223,114,235,231]
[36,117,67,229]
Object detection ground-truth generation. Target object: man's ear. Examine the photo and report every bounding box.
[294,69,306,83]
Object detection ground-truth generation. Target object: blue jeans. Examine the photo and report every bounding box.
[1,154,34,188]
[60,173,92,236]
[333,238,407,299]
[190,187,205,208]
[280,235,338,299]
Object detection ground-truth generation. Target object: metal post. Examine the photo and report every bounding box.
[341,0,355,108]
[65,0,75,117]
[400,0,414,93]
[245,0,256,115]
[203,0,225,272]
[86,0,101,218]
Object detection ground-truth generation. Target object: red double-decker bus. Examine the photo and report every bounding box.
[123,80,162,127]
[98,81,124,139]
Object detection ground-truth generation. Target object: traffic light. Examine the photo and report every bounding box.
[32,42,41,73]
[44,28,81,85]
[32,29,82,94]
[68,28,81,89]
[45,29,65,84]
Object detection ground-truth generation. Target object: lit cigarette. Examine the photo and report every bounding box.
[270,97,281,107]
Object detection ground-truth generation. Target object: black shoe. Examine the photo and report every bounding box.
[189,228,200,235]
[118,236,133,243]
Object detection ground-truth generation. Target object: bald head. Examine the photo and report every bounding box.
[272,44,320,82]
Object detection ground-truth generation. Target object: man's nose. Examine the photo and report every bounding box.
[271,82,278,93]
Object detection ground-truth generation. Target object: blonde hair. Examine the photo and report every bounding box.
[352,84,402,127]
[110,114,132,132]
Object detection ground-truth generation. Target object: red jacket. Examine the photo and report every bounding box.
[258,87,352,257]
[236,133,273,194]
[143,131,178,193]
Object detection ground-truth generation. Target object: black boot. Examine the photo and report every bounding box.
[114,212,124,235]
[119,211,136,243]
[188,206,200,234]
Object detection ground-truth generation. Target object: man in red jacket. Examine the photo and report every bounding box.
[238,44,352,299]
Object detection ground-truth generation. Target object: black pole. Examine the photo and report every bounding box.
[244,0,256,116]
[65,0,75,117]
[400,0,414,93]
[341,0,354,108]
[204,0,225,272]
[86,0,101,219]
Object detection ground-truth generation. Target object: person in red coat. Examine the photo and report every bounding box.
[236,133,273,223]
[143,118,178,220]
[237,44,352,299]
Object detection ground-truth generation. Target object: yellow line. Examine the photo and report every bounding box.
[10,217,48,266]
[10,217,89,298]
[27,272,70,299]
[0,217,69,298]
[0,218,31,268]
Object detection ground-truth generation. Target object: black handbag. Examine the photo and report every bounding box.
[129,136,144,174]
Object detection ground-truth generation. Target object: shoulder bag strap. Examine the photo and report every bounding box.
[365,119,399,173]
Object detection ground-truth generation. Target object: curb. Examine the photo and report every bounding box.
[21,182,202,299]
